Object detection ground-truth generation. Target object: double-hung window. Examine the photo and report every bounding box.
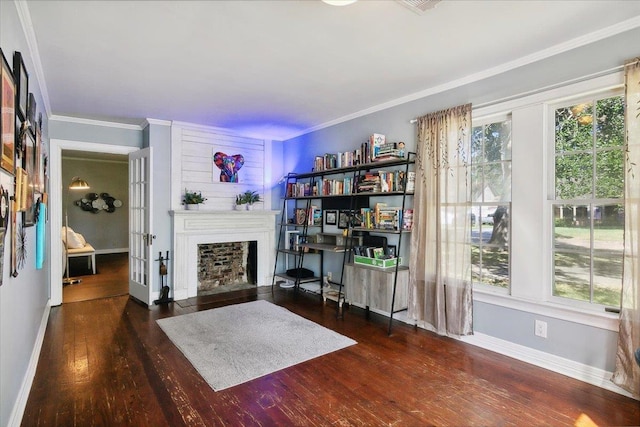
[551,93,624,308]
[471,117,512,289]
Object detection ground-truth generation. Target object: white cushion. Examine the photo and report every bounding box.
[66,231,85,249]
[76,233,86,246]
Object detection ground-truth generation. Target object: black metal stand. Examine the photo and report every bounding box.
[154,251,173,305]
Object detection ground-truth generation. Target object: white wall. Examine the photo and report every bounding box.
[171,123,267,211]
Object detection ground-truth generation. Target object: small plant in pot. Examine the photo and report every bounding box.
[238,190,260,210]
[183,189,207,210]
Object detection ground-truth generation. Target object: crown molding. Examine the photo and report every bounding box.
[171,120,270,141]
[284,15,640,141]
[49,115,144,131]
[142,118,172,128]
[14,0,51,117]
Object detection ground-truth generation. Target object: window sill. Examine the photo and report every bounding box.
[473,288,620,332]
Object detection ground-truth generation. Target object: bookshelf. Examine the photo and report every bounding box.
[272,145,415,332]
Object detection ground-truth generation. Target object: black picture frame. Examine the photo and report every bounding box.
[338,210,350,229]
[27,93,36,136]
[13,51,28,122]
[325,210,337,225]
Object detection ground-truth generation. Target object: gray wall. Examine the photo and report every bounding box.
[62,157,128,251]
[0,2,50,425]
[49,120,143,147]
[283,26,640,373]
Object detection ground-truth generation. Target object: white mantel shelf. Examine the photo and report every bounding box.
[171,209,279,300]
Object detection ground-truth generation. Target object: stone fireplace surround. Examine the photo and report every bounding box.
[171,210,278,300]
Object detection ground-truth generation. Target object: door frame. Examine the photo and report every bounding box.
[49,139,138,306]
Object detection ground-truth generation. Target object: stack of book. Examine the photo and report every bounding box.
[355,173,382,193]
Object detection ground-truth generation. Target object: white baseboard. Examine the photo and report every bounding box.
[459,332,636,400]
[8,300,52,427]
[94,248,129,255]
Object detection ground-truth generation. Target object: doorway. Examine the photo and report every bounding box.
[50,140,138,306]
[61,150,130,303]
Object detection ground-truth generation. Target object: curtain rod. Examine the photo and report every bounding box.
[408,64,624,124]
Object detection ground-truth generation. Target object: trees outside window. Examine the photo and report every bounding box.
[471,118,511,289]
[552,95,624,307]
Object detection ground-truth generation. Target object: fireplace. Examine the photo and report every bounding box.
[171,210,278,300]
[197,241,257,292]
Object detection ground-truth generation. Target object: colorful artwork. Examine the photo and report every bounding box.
[0,49,15,175]
[213,151,244,182]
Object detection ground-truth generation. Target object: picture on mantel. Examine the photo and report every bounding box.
[213,151,244,183]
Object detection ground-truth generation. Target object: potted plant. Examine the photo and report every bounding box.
[183,189,207,210]
[241,190,261,210]
[234,194,245,210]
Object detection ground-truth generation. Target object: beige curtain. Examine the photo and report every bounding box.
[408,104,473,336]
[612,59,640,399]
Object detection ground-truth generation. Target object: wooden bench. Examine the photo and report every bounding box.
[67,244,96,275]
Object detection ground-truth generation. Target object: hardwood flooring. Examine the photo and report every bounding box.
[63,253,129,304]
[22,288,639,426]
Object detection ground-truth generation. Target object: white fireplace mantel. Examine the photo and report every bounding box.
[171,209,278,300]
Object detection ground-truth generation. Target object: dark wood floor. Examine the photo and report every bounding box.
[22,288,639,426]
[63,253,129,303]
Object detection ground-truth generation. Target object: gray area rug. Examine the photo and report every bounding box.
[157,300,356,391]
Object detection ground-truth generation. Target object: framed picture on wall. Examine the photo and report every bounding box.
[0,48,16,175]
[23,131,36,227]
[27,93,36,137]
[13,51,28,122]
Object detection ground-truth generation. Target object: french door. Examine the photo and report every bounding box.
[128,147,154,305]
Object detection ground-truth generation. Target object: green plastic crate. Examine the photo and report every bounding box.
[354,255,401,269]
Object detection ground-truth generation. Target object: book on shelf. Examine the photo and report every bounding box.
[406,172,416,192]
[295,208,307,225]
[402,209,413,231]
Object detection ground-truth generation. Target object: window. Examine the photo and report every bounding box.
[471,118,512,289]
[552,94,624,308]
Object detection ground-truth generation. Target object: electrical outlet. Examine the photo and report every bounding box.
[534,320,548,338]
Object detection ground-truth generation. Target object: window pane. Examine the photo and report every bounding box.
[595,149,624,198]
[484,121,511,161]
[480,248,509,288]
[471,164,483,201]
[593,250,622,306]
[555,103,593,152]
[554,205,590,250]
[484,162,512,202]
[471,126,483,163]
[553,251,591,302]
[593,204,624,251]
[555,153,593,199]
[595,96,624,148]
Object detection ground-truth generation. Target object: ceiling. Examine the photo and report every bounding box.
[26,0,640,140]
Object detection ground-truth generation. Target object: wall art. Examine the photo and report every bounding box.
[0,48,15,175]
[13,51,28,122]
[75,192,122,213]
[213,151,244,182]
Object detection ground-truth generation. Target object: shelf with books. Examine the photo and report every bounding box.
[272,143,415,327]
